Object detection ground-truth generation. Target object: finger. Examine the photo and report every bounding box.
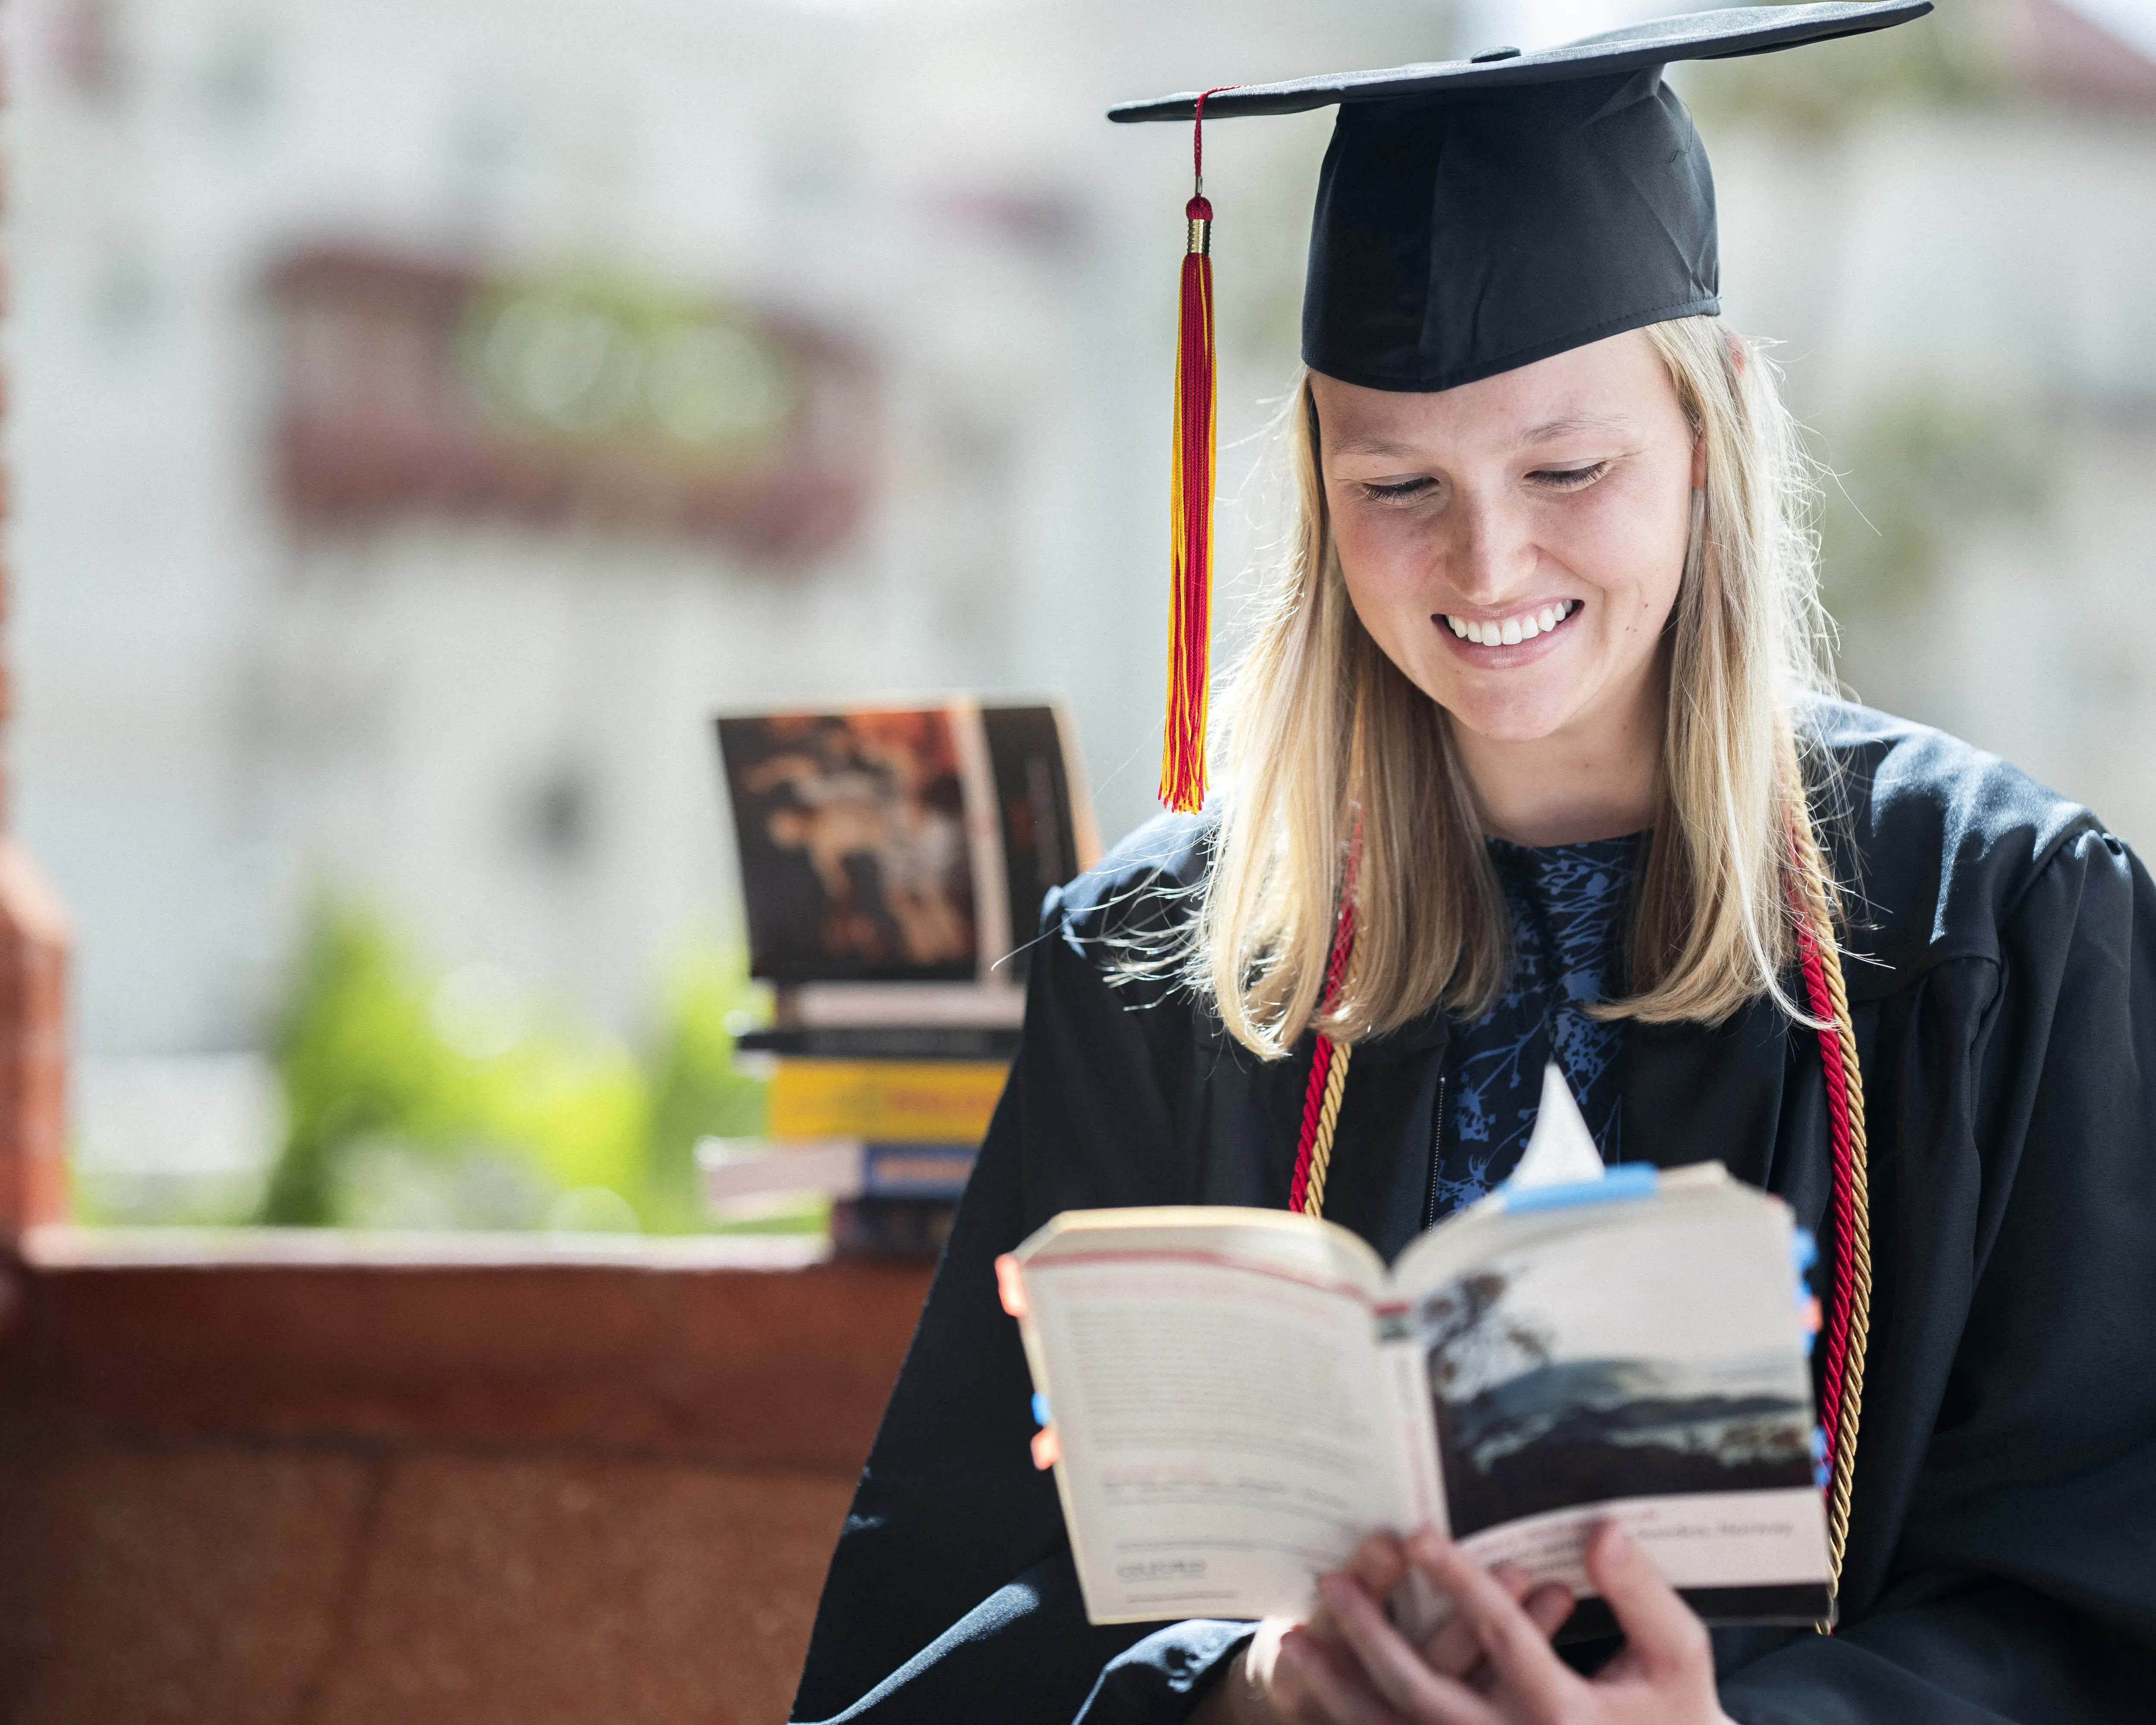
[1522,1582,1576,1643]
[1416,1564,1535,1679]
[1586,1523,1711,1680]
[1274,1625,1414,1725]
[1317,1575,1501,1725]
[1406,1532,1584,1719]
[1449,1576,1575,1694]
[1308,1533,1411,1648]
[1350,1531,1410,1593]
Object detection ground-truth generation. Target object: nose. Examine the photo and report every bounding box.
[1442,491,1533,605]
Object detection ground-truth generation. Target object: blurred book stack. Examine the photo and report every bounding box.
[703,699,1097,1255]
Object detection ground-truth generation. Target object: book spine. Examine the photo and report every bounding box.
[828,1196,957,1259]
[766,1059,1009,1143]
[862,1143,977,1201]
[734,1026,1023,1061]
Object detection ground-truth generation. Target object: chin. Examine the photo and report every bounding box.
[1427,679,1583,746]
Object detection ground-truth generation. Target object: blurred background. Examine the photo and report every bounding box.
[13,0,2155,1232]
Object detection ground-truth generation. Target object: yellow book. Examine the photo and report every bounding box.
[767,1059,1011,1145]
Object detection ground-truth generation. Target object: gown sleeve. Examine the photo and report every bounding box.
[790,873,1250,1723]
[1718,826,2156,1722]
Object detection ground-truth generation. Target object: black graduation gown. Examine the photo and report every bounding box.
[790,700,2156,1724]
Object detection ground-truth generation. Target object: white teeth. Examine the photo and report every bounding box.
[1448,602,1577,645]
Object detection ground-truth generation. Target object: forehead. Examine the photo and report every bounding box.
[1312,329,1683,458]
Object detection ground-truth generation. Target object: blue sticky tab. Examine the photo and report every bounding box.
[1501,1163,1659,1214]
[1810,1425,1829,1461]
[1031,1393,1051,1429]
[1791,1227,1818,1273]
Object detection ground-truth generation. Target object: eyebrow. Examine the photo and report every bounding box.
[1326,436,1426,461]
[1516,413,1631,447]
[1326,414,1635,464]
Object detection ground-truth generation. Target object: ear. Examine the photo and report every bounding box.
[1725,330,1748,377]
[1691,430,1708,491]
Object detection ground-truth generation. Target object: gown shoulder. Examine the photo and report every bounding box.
[1804,696,2115,995]
[1050,810,1215,945]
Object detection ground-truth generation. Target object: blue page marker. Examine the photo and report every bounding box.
[1501,1163,1659,1214]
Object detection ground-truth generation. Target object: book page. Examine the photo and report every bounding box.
[1394,1186,1831,1632]
[1020,1247,1417,1625]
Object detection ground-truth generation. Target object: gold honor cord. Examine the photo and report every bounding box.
[1300,1039,1352,1217]
[1291,820,1365,1217]
[1788,773,1873,1618]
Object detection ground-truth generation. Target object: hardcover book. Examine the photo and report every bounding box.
[763,1058,1009,1144]
[698,1138,976,1211]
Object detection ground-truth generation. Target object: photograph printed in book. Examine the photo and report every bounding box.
[1418,1248,1825,1635]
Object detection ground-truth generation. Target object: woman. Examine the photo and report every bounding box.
[792,7,2156,1721]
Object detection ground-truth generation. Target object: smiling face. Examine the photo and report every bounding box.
[1313,329,1701,756]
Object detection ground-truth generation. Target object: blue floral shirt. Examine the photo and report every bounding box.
[1431,833,1645,1218]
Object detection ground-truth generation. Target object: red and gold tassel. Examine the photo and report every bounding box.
[1161,92,1228,814]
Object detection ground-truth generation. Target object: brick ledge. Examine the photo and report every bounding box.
[18,1223,832,1271]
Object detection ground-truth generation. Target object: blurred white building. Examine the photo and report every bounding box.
[7,0,2156,1166]
[1697,5,2156,835]
[7,0,1453,1072]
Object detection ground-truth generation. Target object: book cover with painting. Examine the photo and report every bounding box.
[714,700,1098,1008]
[997,1075,1833,1638]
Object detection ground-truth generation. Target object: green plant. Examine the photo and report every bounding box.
[260,898,775,1233]
[639,944,771,1233]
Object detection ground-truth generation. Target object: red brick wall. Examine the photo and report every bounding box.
[0,1245,933,1723]
[0,843,68,1243]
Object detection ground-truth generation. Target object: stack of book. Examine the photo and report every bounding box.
[702,699,1097,1255]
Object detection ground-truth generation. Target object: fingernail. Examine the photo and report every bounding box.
[1605,1526,1635,1563]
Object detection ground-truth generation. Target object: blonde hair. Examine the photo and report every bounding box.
[1194,316,1833,1059]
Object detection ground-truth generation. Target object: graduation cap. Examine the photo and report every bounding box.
[1113,1,1933,813]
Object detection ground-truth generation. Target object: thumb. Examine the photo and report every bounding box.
[1587,1523,1711,1678]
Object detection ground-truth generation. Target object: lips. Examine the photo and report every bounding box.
[1441,598,1579,646]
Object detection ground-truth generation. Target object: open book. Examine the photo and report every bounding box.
[996,1070,1830,1639]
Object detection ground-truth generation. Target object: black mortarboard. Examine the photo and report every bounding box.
[1115,2,1932,812]
[1114,1,1932,391]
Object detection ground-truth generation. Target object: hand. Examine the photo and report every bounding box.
[1193,1532,1572,1724]
[1312,1523,1735,1725]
